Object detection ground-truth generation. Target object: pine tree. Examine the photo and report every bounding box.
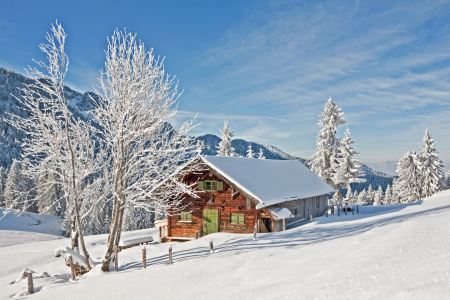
[331,128,365,203]
[366,184,374,205]
[383,184,392,205]
[0,166,6,207]
[445,170,450,190]
[353,190,359,202]
[419,129,445,198]
[246,143,254,158]
[357,189,367,204]
[397,150,421,203]
[373,185,383,206]
[217,121,236,157]
[310,96,346,189]
[4,160,25,209]
[391,178,401,204]
[346,185,352,202]
[257,147,265,159]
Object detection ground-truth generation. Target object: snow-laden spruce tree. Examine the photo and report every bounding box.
[357,189,367,204]
[383,184,392,205]
[419,129,445,198]
[93,29,200,271]
[4,160,25,209]
[397,150,422,203]
[36,161,65,217]
[7,22,108,268]
[217,121,235,156]
[366,184,374,205]
[373,185,383,206]
[346,185,352,202]
[310,97,346,189]
[257,147,265,159]
[331,128,365,203]
[246,143,255,158]
[0,166,5,207]
[445,170,450,190]
[391,178,401,204]
[353,190,359,202]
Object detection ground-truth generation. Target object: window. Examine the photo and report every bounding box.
[198,180,223,191]
[295,209,297,215]
[180,212,193,222]
[231,213,245,225]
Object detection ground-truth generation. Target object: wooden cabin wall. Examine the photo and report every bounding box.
[169,171,257,238]
[279,194,329,226]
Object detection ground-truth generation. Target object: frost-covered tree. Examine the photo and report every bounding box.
[93,29,200,271]
[391,178,401,204]
[36,162,65,216]
[366,184,374,205]
[353,190,359,202]
[383,184,392,205]
[373,185,383,206]
[0,167,5,207]
[397,150,422,203]
[419,130,445,198]
[7,22,107,268]
[357,189,367,204]
[310,97,346,189]
[331,128,365,203]
[246,143,254,158]
[257,147,265,159]
[4,160,25,209]
[346,185,352,202]
[445,170,450,190]
[217,121,235,157]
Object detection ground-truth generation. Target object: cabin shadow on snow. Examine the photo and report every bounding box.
[119,201,449,272]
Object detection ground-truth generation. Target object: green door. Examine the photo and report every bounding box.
[203,209,219,235]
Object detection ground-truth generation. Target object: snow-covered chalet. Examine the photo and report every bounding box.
[164,155,335,241]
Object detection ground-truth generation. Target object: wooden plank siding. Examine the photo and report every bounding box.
[168,171,257,238]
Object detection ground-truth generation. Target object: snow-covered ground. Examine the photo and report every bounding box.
[2,190,450,299]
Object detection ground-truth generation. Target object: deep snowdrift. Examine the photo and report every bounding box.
[1,190,450,299]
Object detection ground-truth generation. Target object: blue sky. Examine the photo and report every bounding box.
[1,0,450,168]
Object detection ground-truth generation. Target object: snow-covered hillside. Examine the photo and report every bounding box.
[0,208,63,247]
[1,190,450,299]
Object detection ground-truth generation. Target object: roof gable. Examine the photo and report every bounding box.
[200,156,334,209]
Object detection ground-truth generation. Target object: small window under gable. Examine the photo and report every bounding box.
[180,211,193,222]
[198,180,223,191]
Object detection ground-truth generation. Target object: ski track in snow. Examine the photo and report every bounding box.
[1,191,450,299]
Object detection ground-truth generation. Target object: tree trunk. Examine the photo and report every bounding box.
[114,208,124,248]
[101,200,121,271]
[73,199,92,269]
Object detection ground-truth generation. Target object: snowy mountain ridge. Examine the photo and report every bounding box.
[0,67,394,193]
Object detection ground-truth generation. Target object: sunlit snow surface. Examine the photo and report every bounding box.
[1,191,450,299]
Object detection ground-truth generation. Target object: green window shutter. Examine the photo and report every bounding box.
[198,181,204,190]
[238,214,245,224]
[218,181,223,191]
[187,213,192,221]
[181,212,186,221]
[231,213,237,224]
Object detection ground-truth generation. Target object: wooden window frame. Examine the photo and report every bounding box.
[231,213,245,225]
[179,211,193,223]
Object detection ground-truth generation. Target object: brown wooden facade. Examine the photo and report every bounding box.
[166,164,330,240]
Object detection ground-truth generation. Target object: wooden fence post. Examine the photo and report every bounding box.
[253,225,257,241]
[331,206,334,215]
[115,246,119,271]
[310,215,313,222]
[68,255,76,281]
[27,272,34,294]
[209,239,214,254]
[142,247,146,269]
[344,206,347,215]
[338,207,340,216]
[283,218,286,231]
[169,245,173,265]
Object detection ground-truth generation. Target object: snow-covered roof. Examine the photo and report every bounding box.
[266,207,293,220]
[200,156,335,209]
